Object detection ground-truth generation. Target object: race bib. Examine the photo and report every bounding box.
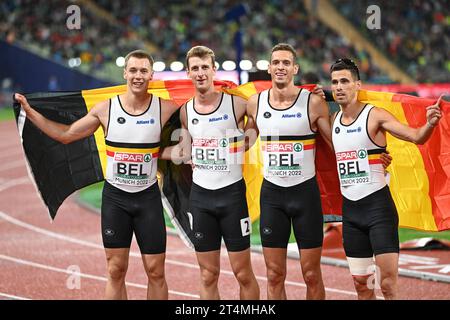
[336,149,371,186]
[192,137,229,172]
[262,141,304,177]
[112,152,153,186]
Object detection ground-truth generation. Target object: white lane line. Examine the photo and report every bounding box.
[0,177,30,192]
[0,161,26,173]
[0,210,359,297]
[0,254,199,299]
[0,292,31,300]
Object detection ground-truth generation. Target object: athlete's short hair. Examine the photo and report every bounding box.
[186,46,216,69]
[271,43,297,63]
[124,50,154,69]
[330,58,361,80]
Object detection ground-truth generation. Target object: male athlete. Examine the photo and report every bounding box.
[163,46,260,299]
[245,43,332,300]
[330,58,442,299]
[15,50,180,300]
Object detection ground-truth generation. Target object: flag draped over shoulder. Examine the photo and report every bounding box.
[357,90,450,231]
[13,80,449,238]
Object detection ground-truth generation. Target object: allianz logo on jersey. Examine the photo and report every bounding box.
[209,114,229,123]
[347,126,362,133]
[136,119,155,125]
[282,112,302,119]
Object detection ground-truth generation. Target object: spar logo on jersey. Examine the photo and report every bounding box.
[293,143,303,152]
[219,138,228,147]
[358,149,367,159]
[114,153,151,163]
[192,118,199,125]
[117,117,126,124]
[263,112,271,119]
[335,127,340,134]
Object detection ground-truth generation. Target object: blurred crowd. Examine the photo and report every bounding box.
[1,0,448,84]
[332,0,450,83]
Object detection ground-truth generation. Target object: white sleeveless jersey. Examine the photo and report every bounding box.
[105,95,161,192]
[186,93,244,190]
[256,89,316,187]
[332,104,386,201]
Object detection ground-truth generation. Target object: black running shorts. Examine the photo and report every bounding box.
[342,185,400,258]
[189,179,251,252]
[260,176,324,249]
[101,181,166,254]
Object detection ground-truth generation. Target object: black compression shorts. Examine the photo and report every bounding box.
[189,178,251,252]
[342,185,399,258]
[260,176,324,249]
[101,181,166,254]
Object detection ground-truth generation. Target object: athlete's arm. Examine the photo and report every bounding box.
[374,96,442,145]
[160,104,191,163]
[15,93,104,144]
[244,94,259,151]
[232,95,247,131]
[160,98,181,127]
[309,93,333,149]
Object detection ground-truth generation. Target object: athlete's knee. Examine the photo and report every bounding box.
[380,274,397,298]
[107,261,128,281]
[352,275,375,299]
[145,265,165,283]
[266,264,286,287]
[234,267,256,287]
[302,268,322,287]
[200,266,220,287]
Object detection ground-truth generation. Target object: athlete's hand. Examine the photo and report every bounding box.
[312,84,326,100]
[426,94,444,128]
[380,150,392,170]
[186,159,195,170]
[14,93,33,113]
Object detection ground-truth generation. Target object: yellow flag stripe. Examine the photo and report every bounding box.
[358,90,437,231]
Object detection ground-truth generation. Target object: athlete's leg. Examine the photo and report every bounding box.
[299,247,325,300]
[375,252,399,300]
[196,250,221,299]
[262,247,287,299]
[219,180,259,299]
[290,178,325,299]
[105,248,130,300]
[351,275,376,300]
[142,253,168,300]
[132,183,168,299]
[346,257,376,300]
[228,248,260,299]
[101,183,133,300]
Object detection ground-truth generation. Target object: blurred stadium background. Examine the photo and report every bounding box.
[0,0,449,242]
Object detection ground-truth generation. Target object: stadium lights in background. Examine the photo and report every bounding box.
[113,57,269,72]
[222,60,237,71]
[153,61,166,72]
[115,56,125,68]
[68,57,81,68]
[170,61,184,72]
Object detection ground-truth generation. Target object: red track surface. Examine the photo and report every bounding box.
[0,120,448,300]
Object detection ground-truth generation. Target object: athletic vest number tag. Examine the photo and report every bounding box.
[192,137,229,172]
[111,152,153,186]
[336,149,371,186]
[262,142,304,177]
